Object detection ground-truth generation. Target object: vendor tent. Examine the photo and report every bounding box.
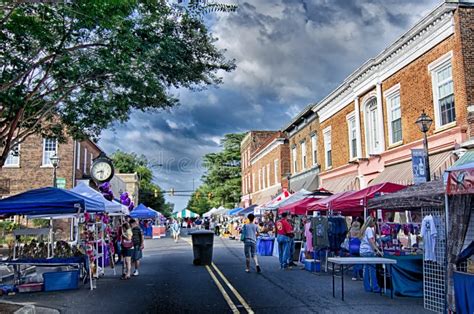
[130,203,159,219]
[309,191,355,211]
[227,207,244,215]
[203,207,217,218]
[331,182,406,212]
[367,180,445,210]
[272,189,313,209]
[255,189,292,215]
[172,209,199,218]
[279,196,325,215]
[70,183,125,215]
[212,206,229,216]
[0,187,105,216]
[239,205,257,216]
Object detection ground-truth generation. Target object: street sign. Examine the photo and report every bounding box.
[56,177,66,189]
[411,149,427,185]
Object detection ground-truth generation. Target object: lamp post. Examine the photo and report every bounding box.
[50,153,60,187]
[415,111,433,182]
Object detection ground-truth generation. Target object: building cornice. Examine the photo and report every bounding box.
[313,2,457,123]
[250,138,286,165]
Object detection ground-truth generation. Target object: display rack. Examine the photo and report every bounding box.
[12,228,53,259]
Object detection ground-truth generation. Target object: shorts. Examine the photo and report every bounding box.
[244,241,256,258]
[132,246,143,261]
[121,246,132,257]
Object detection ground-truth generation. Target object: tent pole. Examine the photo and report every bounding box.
[444,192,449,313]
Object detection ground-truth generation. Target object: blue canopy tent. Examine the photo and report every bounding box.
[238,205,257,216]
[130,203,159,219]
[227,207,244,216]
[0,187,105,216]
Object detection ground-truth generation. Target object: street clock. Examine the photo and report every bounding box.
[90,153,115,183]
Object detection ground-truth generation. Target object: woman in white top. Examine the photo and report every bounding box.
[359,217,382,293]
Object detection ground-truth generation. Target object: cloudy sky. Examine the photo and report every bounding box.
[99,0,441,211]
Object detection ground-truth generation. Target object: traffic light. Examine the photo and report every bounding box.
[154,188,160,198]
[196,192,201,199]
[207,192,213,200]
[169,188,175,196]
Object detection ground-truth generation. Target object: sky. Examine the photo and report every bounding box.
[99,0,441,211]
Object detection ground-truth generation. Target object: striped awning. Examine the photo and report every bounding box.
[370,150,455,186]
[321,172,358,194]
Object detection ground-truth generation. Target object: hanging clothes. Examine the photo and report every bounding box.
[327,217,348,251]
[304,221,313,253]
[421,214,437,262]
[312,216,329,249]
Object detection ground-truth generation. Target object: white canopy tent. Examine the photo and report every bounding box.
[70,183,129,216]
[203,207,217,218]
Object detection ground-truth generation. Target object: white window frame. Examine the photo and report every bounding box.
[4,144,20,167]
[84,148,88,173]
[292,146,297,173]
[266,164,270,187]
[262,166,266,189]
[258,169,261,191]
[323,127,332,169]
[311,134,317,166]
[346,112,358,160]
[42,138,58,167]
[363,97,382,155]
[274,159,279,184]
[76,142,81,170]
[301,141,307,171]
[429,51,455,129]
[384,84,403,146]
[252,173,255,193]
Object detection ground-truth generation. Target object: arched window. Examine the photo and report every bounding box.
[365,98,381,154]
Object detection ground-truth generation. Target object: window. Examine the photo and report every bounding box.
[430,52,456,128]
[347,113,357,160]
[311,135,317,166]
[4,145,20,167]
[301,141,307,170]
[42,138,57,166]
[274,159,279,183]
[323,127,332,169]
[258,169,261,191]
[386,87,402,145]
[292,146,297,173]
[262,166,266,189]
[252,173,255,193]
[84,148,88,173]
[365,98,381,154]
[267,164,270,187]
[76,142,81,170]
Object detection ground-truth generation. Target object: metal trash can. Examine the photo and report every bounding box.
[189,230,214,266]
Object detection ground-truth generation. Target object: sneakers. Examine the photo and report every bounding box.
[352,277,358,281]
[256,265,261,273]
[289,262,298,267]
[245,269,250,273]
[133,270,139,276]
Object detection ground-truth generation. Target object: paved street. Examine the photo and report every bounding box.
[2,232,428,314]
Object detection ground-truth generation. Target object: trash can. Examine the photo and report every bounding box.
[190,230,214,266]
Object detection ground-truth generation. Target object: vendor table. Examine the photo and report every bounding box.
[453,271,474,314]
[328,257,397,301]
[257,237,274,256]
[384,254,423,297]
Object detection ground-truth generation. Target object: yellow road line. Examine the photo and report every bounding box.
[211,262,254,314]
[205,265,240,314]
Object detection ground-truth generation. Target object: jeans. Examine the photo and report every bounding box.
[277,234,290,268]
[360,252,381,292]
[288,237,295,264]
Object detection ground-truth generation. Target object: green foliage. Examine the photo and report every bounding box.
[187,133,245,210]
[31,219,50,228]
[0,0,236,166]
[111,150,171,216]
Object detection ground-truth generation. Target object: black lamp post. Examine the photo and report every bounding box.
[415,111,433,182]
[50,153,60,187]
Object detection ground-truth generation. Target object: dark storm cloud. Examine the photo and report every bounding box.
[99,0,440,210]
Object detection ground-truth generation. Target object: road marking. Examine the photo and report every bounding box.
[205,265,240,314]
[211,263,254,314]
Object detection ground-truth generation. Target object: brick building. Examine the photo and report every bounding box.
[0,134,103,197]
[240,131,290,207]
[285,1,474,193]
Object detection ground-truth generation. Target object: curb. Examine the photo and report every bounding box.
[1,301,60,314]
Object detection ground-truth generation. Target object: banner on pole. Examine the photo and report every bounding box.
[411,149,427,185]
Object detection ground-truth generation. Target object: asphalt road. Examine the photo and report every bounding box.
[2,231,429,314]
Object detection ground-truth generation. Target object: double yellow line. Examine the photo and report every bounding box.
[182,238,254,313]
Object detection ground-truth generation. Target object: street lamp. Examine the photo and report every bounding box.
[415,111,433,182]
[50,153,60,188]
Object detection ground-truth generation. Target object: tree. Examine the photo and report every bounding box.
[0,0,236,167]
[110,150,171,216]
[187,133,244,209]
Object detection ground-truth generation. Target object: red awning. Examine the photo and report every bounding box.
[447,166,474,195]
[278,197,324,215]
[309,191,355,211]
[330,182,406,211]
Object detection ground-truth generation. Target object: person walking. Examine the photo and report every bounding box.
[359,217,382,292]
[120,222,133,280]
[171,219,181,242]
[276,212,293,270]
[241,214,261,273]
[130,219,144,276]
[287,215,297,267]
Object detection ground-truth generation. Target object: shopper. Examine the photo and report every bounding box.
[276,212,293,270]
[241,213,261,273]
[120,222,133,280]
[349,219,362,281]
[287,215,297,267]
[129,219,144,276]
[359,217,382,292]
[304,216,313,259]
[171,219,181,242]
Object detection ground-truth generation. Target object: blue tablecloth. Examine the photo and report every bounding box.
[257,237,274,256]
[384,254,423,297]
[1,256,86,264]
[454,271,474,314]
[141,226,153,237]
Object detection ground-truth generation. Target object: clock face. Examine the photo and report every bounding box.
[91,160,113,182]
